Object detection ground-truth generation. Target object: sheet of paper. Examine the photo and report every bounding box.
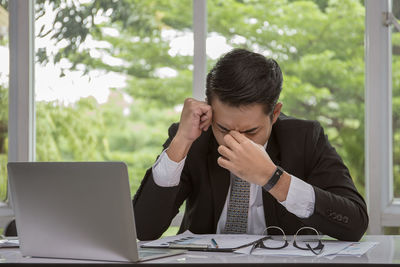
[0,239,19,248]
[142,230,265,249]
[143,231,378,258]
[334,242,378,256]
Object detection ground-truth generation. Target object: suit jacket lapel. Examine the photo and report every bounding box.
[263,125,281,227]
[207,134,230,231]
[266,127,281,167]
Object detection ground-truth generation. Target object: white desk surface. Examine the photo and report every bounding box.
[0,235,399,265]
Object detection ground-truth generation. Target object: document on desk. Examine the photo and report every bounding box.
[141,230,266,251]
[327,241,378,257]
[0,238,19,248]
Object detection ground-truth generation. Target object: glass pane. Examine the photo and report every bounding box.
[207,0,365,195]
[0,1,9,201]
[34,0,192,195]
[393,0,400,198]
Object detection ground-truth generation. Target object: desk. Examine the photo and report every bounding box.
[0,235,399,266]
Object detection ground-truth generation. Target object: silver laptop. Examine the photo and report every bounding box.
[7,162,183,262]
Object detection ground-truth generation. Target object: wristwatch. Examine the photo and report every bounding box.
[262,166,284,192]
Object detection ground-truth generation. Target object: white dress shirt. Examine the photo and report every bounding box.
[152,145,315,235]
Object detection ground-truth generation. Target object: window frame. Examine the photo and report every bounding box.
[193,0,207,100]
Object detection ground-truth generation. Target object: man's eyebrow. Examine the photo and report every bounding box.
[216,123,230,132]
[216,123,258,133]
[240,127,259,134]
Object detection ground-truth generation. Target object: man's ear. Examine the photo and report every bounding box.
[272,102,282,124]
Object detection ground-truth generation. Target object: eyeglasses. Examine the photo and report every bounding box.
[250,226,324,255]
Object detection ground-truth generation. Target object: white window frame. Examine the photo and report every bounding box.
[365,0,400,234]
[193,0,207,100]
[0,0,35,228]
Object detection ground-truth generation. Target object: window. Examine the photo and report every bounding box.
[4,0,399,234]
[0,1,8,202]
[34,0,193,194]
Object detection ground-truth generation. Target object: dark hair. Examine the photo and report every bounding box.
[206,48,283,115]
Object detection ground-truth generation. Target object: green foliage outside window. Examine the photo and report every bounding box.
[30,0,370,196]
[36,96,180,194]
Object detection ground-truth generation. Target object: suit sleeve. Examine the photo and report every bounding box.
[299,122,369,241]
[132,123,192,241]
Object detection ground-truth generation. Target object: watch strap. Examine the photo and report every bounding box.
[262,166,284,192]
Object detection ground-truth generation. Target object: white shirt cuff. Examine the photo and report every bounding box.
[280,175,315,218]
[152,149,186,187]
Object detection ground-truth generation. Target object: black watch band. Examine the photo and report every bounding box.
[262,166,284,192]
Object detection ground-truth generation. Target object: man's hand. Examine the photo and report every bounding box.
[176,98,212,143]
[217,131,290,201]
[217,131,276,186]
[167,98,212,162]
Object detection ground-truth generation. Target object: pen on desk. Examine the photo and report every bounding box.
[211,238,219,248]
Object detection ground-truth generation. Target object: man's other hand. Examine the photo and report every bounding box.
[176,98,212,143]
[167,98,212,162]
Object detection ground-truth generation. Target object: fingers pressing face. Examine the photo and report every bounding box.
[218,130,253,159]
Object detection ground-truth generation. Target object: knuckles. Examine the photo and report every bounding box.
[184,98,197,110]
[183,98,212,116]
[184,97,194,105]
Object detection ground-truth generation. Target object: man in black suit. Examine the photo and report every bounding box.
[133,49,368,241]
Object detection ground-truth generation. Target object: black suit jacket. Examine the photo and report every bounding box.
[133,114,368,241]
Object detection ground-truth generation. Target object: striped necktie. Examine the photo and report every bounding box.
[224,175,250,234]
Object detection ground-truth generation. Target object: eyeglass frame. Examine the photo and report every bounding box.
[249,226,324,255]
[249,226,288,254]
[292,226,325,255]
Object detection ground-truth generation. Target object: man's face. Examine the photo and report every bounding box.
[210,97,282,147]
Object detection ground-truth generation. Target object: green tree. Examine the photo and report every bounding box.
[35,0,193,107]
[34,0,192,193]
[36,98,109,162]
